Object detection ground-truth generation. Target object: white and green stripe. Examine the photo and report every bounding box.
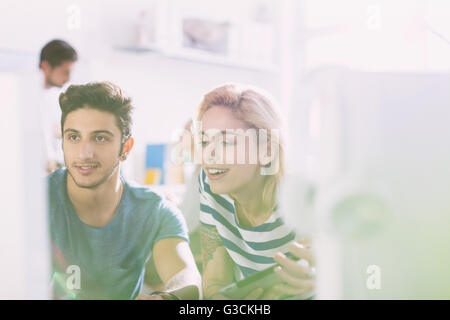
[198,169,296,278]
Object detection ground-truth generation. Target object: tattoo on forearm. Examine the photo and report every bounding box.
[200,224,224,267]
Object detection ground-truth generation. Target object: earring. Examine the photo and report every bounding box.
[121,154,127,161]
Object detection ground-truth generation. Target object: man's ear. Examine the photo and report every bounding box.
[121,137,134,161]
[40,60,51,73]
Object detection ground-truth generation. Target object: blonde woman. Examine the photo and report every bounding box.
[195,84,315,300]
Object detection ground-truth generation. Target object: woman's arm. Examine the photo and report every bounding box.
[200,224,235,299]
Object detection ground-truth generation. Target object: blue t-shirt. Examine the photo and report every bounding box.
[48,168,189,300]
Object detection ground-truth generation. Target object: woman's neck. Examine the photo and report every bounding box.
[229,175,272,228]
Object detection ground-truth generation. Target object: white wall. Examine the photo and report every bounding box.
[0,0,284,182]
[302,0,450,72]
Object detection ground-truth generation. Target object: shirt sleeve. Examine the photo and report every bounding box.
[153,198,190,246]
[198,169,218,228]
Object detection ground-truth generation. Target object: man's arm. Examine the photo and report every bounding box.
[140,237,201,300]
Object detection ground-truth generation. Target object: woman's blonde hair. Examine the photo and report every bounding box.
[196,83,286,213]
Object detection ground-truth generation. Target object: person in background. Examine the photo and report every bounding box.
[39,39,78,173]
[196,84,315,299]
[48,82,201,300]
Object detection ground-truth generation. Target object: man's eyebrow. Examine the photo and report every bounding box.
[63,128,79,134]
[92,130,114,136]
[63,129,115,136]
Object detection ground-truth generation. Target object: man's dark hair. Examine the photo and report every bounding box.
[59,82,133,151]
[39,39,78,68]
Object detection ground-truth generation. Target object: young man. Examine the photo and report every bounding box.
[48,82,201,300]
[38,39,78,173]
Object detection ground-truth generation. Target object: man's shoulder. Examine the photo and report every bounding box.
[47,167,67,190]
[125,179,163,203]
[124,179,178,215]
[124,180,186,233]
[46,168,68,223]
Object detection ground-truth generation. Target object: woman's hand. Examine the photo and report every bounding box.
[135,293,164,300]
[262,241,315,300]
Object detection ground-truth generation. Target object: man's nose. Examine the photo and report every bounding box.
[78,140,94,159]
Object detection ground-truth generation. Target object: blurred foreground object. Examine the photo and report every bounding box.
[0,71,50,299]
[282,68,450,299]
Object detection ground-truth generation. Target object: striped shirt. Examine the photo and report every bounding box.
[198,169,296,279]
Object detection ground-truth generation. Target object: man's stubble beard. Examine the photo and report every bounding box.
[67,157,121,190]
